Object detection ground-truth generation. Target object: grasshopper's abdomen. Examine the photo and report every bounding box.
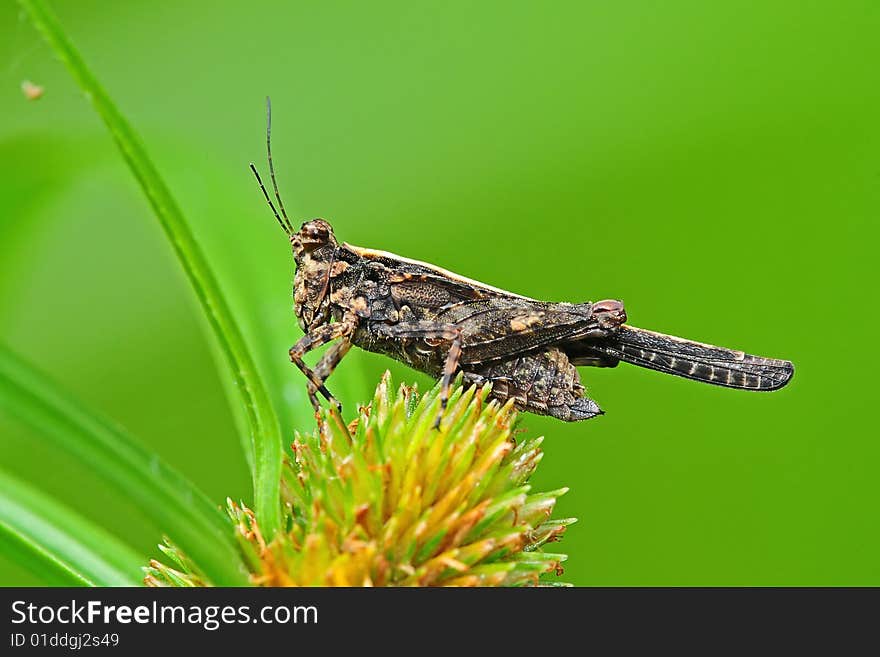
[464,348,602,421]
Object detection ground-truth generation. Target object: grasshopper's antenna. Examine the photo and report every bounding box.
[265,97,294,233]
[250,163,289,235]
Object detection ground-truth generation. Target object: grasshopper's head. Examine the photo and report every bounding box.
[291,219,339,330]
[291,219,337,265]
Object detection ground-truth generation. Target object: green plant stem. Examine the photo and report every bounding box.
[0,346,250,586]
[18,0,282,537]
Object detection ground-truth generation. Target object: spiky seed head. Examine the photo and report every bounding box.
[145,373,576,587]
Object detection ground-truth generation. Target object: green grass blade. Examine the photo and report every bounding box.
[0,468,144,587]
[0,522,91,586]
[17,0,282,537]
[0,346,249,586]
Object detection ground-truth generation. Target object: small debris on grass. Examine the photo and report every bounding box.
[21,80,44,101]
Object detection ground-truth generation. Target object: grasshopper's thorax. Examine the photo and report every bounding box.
[291,219,339,331]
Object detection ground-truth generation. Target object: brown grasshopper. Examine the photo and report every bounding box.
[250,103,794,425]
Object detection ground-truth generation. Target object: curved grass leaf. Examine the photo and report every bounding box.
[0,346,250,586]
[17,0,282,537]
[0,468,144,587]
[0,523,91,587]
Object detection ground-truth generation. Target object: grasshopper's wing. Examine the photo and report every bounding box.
[573,325,794,391]
[347,248,606,363]
[437,298,605,365]
[380,270,604,365]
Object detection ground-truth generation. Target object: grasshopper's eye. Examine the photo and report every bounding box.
[300,219,331,245]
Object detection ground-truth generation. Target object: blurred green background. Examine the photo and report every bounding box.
[1,0,878,585]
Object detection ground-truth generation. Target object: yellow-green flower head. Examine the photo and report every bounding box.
[146,373,575,587]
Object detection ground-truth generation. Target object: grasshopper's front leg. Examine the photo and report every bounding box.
[306,337,353,412]
[290,314,358,411]
[374,321,463,428]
